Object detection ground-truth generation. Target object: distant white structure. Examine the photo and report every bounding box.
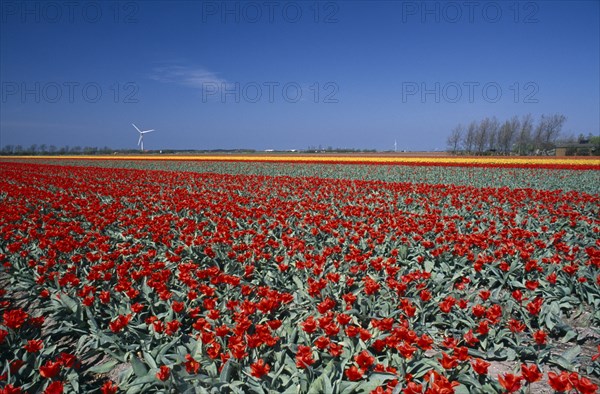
[132,123,155,151]
[394,139,397,152]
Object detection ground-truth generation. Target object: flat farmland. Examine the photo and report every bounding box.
[0,157,599,393]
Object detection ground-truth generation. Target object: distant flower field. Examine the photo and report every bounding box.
[0,158,598,393]
[4,156,600,193]
[5,154,600,168]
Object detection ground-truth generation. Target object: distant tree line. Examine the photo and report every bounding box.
[0,146,263,155]
[306,145,377,153]
[0,144,116,155]
[445,113,596,155]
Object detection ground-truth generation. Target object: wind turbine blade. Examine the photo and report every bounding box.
[132,123,142,133]
[141,129,155,134]
[138,135,143,146]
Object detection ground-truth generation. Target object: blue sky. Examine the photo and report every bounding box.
[1,0,598,151]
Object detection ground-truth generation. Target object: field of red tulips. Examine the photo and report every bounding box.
[0,160,599,393]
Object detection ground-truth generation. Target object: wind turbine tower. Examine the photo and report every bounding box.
[132,123,155,151]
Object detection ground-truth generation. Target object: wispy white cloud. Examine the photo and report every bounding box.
[149,65,229,89]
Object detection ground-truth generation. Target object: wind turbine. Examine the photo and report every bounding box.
[132,123,155,151]
[394,139,397,153]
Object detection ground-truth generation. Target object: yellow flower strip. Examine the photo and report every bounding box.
[2,155,598,167]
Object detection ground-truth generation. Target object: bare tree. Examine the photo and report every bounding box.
[474,117,493,154]
[447,124,463,154]
[448,114,564,156]
[534,114,566,154]
[532,116,546,154]
[473,122,485,155]
[542,114,566,151]
[462,121,477,154]
[509,115,520,152]
[83,146,99,155]
[516,114,533,155]
[487,122,499,152]
[498,116,520,155]
[497,121,511,155]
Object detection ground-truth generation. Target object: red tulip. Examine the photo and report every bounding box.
[471,358,490,375]
[100,381,118,394]
[498,373,521,393]
[345,365,363,381]
[355,350,375,369]
[250,359,270,378]
[156,365,170,381]
[520,364,542,383]
[24,339,43,353]
[40,360,62,379]
[2,309,29,330]
[43,381,63,394]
